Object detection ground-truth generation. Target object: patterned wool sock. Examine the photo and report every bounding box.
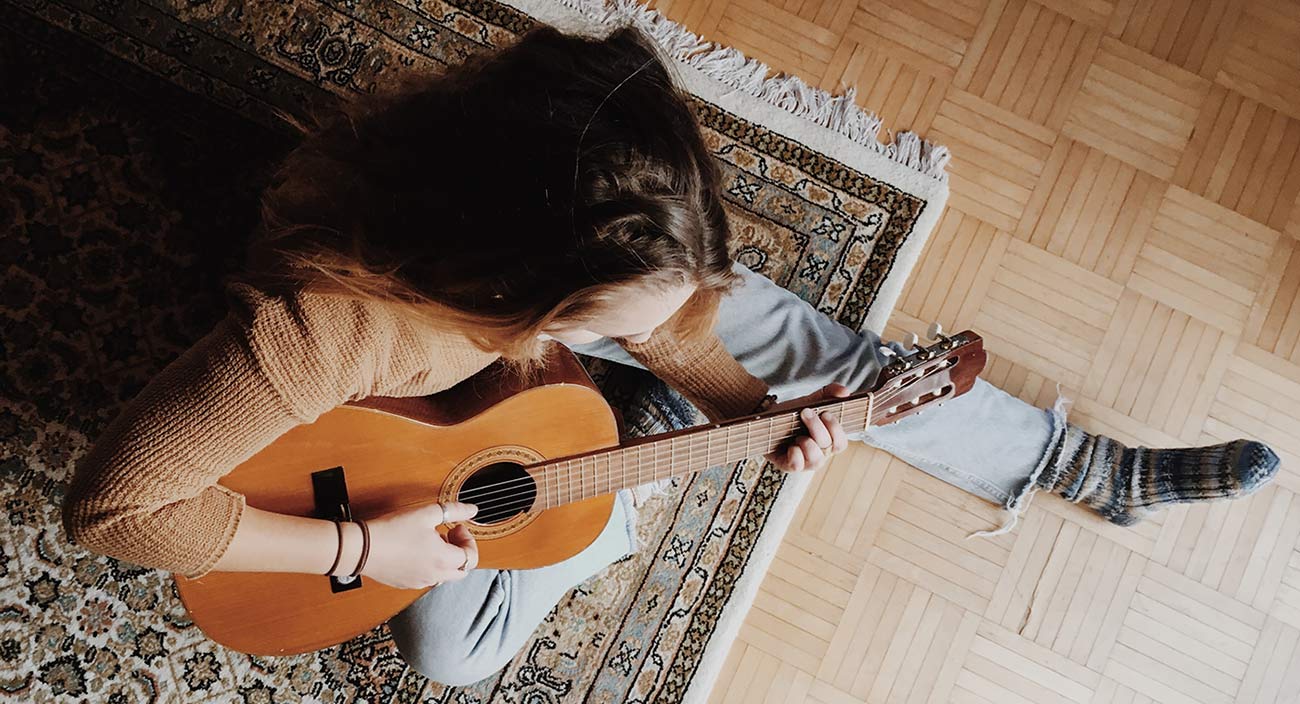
[1035,424,1281,526]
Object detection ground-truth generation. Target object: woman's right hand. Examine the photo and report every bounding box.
[356,501,481,590]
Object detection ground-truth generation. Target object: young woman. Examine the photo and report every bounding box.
[63,24,1280,686]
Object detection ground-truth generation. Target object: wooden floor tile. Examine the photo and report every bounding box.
[984,508,1144,669]
[955,0,1101,130]
[1269,497,1300,629]
[896,207,1007,331]
[953,621,1100,704]
[1017,137,1165,283]
[646,0,731,39]
[1126,186,1280,336]
[1155,486,1300,612]
[820,41,949,136]
[865,468,1017,613]
[1091,678,1159,704]
[1248,227,1300,365]
[974,347,1062,408]
[716,0,839,78]
[972,238,1123,387]
[1217,0,1300,122]
[795,443,900,552]
[1082,288,1235,441]
[1034,0,1115,30]
[1175,85,1300,231]
[1106,0,1244,78]
[1235,617,1300,704]
[1103,561,1266,704]
[843,0,986,80]
[1063,36,1210,179]
[928,89,1057,230]
[817,564,981,702]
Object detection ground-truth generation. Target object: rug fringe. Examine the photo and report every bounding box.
[552,0,950,181]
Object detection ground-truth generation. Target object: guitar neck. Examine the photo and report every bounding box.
[531,394,881,510]
[526,328,984,510]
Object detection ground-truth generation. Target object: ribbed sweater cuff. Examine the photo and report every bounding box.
[620,331,770,424]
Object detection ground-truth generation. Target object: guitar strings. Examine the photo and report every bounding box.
[453,383,925,507]
[454,398,876,505]
[452,383,928,508]
[454,384,924,505]
[460,402,894,519]
[459,410,876,518]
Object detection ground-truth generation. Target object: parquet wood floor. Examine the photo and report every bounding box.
[638,1,1300,701]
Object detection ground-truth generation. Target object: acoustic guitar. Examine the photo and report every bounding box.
[176,327,986,655]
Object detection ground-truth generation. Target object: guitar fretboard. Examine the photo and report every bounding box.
[531,395,881,509]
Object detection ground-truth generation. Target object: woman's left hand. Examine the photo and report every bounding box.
[765,383,853,472]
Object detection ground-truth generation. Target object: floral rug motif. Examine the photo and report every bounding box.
[0,0,944,701]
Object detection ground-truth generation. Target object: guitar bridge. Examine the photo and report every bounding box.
[312,466,364,594]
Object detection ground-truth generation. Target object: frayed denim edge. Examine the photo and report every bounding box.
[619,480,676,555]
[616,489,640,556]
[966,389,1071,539]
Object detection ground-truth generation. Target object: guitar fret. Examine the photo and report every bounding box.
[670,435,676,480]
[724,425,731,468]
[750,420,758,457]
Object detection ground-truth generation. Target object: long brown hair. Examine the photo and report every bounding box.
[233,24,737,370]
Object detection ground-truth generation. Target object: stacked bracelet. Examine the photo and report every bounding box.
[324,519,344,576]
[324,519,371,578]
[350,519,371,578]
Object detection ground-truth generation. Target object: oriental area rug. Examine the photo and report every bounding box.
[0,0,949,700]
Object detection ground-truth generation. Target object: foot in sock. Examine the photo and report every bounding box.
[1035,424,1281,526]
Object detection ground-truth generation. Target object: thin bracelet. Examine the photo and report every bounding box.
[350,519,371,578]
[324,519,344,576]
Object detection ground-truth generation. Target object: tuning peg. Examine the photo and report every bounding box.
[926,321,954,349]
[906,332,920,350]
[879,346,897,358]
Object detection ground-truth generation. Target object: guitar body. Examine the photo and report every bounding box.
[175,351,621,655]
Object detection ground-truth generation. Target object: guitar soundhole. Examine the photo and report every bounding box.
[458,462,537,525]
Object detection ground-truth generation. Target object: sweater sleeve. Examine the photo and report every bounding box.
[617,292,771,424]
[61,286,494,578]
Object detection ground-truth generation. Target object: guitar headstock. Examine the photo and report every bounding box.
[869,324,986,427]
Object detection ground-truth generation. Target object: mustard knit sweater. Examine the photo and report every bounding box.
[61,283,771,578]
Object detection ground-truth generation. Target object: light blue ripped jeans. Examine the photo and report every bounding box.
[388,261,1066,685]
